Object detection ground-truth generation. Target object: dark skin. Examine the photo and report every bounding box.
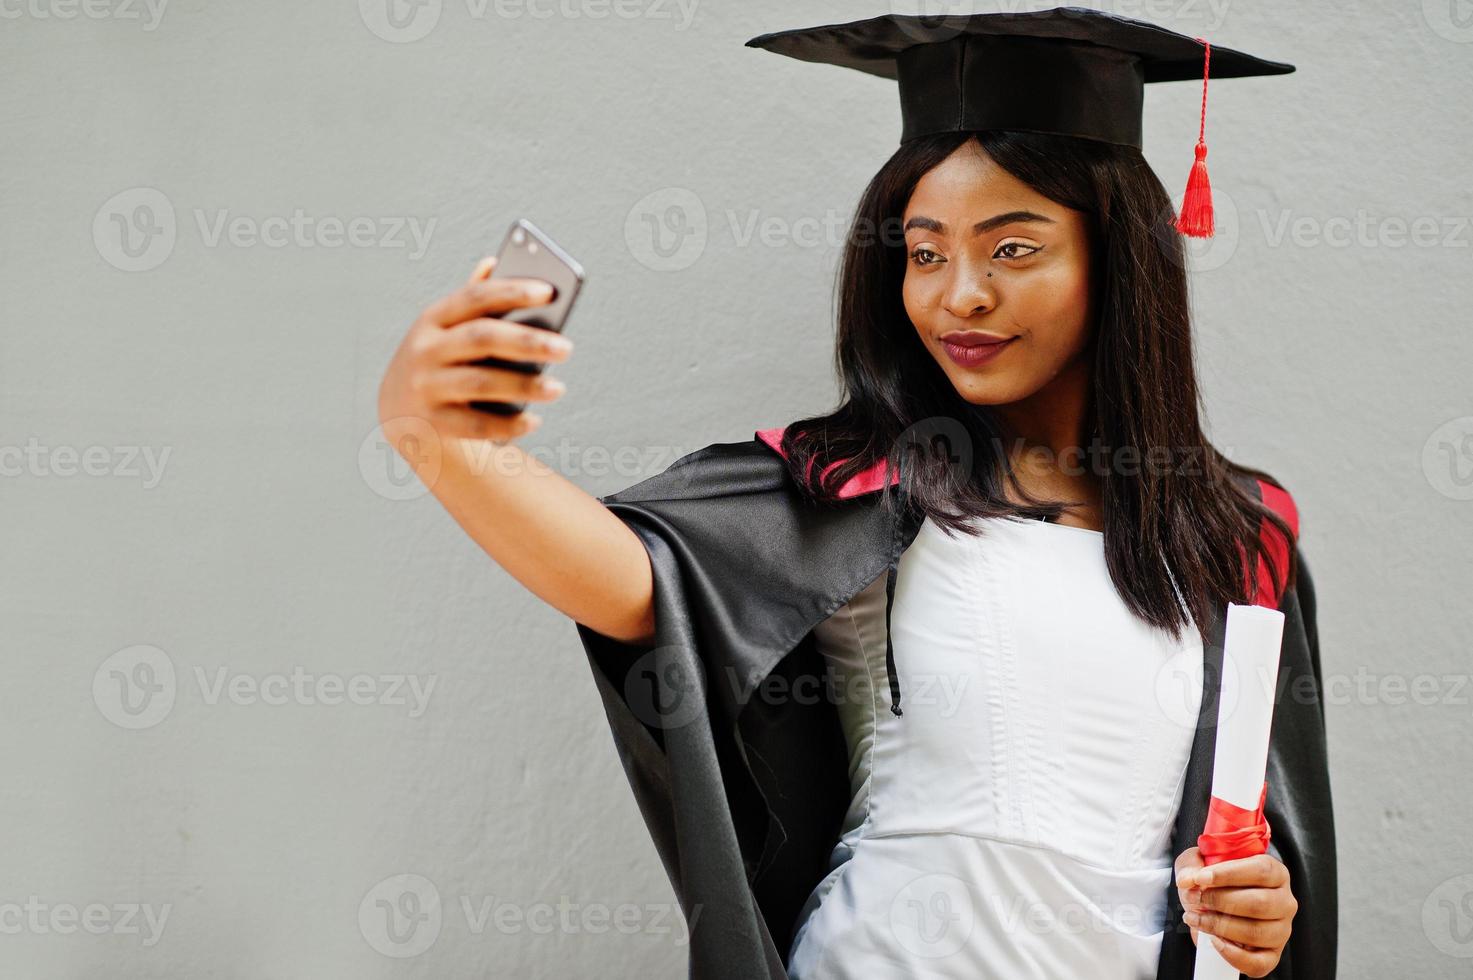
[901,140,1297,977]
[902,140,1103,531]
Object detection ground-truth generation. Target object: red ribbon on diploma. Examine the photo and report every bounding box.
[1197,780,1272,864]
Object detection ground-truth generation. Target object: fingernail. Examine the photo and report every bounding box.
[1183,910,1200,926]
[544,377,566,395]
[543,334,574,353]
[529,282,554,301]
[1186,888,1201,904]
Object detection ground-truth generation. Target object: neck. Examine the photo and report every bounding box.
[992,352,1093,462]
[989,351,1102,510]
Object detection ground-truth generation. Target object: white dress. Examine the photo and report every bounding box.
[785,513,1204,979]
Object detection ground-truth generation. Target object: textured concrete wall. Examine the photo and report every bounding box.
[2,1,1469,976]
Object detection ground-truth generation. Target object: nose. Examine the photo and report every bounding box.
[940,263,996,319]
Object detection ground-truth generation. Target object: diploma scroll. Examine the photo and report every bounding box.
[1191,602,1285,980]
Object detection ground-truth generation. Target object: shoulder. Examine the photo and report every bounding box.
[1227,467,1300,542]
[595,433,790,506]
[1229,467,1301,608]
[755,424,897,500]
[605,422,896,504]
[1255,476,1300,542]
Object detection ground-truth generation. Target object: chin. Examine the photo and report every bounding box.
[945,372,1026,407]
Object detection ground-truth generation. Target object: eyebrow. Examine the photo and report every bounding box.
[903,210,1056,236]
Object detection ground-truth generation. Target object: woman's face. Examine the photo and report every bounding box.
[902,140,1097,407]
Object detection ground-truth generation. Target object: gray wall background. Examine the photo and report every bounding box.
[3,0,1469,976]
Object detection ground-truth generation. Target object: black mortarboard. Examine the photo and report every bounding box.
[745,7,1296,238]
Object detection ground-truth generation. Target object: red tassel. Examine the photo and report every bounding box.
[1176,39,1214,238]
[1177,142,1213,237]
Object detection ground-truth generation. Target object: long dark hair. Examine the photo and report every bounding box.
[773,129,1296,641]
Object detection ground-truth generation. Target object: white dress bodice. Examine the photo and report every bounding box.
[785,513,1205,979]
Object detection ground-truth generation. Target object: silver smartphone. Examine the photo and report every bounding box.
[470,218,585,416]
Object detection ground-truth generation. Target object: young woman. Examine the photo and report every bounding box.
[376,11,1335,979]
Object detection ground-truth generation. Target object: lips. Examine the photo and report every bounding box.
[938,330,1015,347]
[940,333,1016,368]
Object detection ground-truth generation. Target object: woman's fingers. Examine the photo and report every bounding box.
[436,317,573,366]
[1188,853,1288,889]
[1183,906,1292,951]
[468,254,497,285]
[1198,933,1283,978]
[1195,884,1294,920]
[1178,851,1295,978]
[1174,846,1206,894]
[380,259,568,449]
[429,404,543,443]
[422,274,556,328]
[427,365,566,406]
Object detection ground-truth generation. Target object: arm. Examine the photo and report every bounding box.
[377,257,655,646]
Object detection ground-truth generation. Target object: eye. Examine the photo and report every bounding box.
[909,246,943,267]
[994,241,1042,261]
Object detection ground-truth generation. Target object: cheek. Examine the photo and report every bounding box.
[1022,263,1093,348]
[902,272,928,321]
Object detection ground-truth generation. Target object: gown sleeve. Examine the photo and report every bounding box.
[1260,546,1339,978]
[570,438,879,980]
[572,444,792,980]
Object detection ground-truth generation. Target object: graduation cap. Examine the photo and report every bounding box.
[744,7,1295,238]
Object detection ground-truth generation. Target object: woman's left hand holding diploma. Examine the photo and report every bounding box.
[1174,846,1298,978]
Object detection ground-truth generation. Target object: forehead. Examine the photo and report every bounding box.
[904,142,1056,220]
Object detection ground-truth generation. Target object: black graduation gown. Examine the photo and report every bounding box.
[573,429,1337,979]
